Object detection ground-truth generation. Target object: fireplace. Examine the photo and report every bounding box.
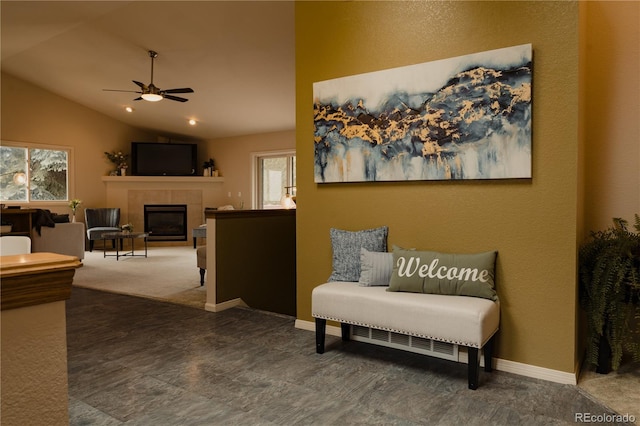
[144,204,187,241]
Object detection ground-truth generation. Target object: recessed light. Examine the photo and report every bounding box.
[188,119,197,126]
[125,106,134,113]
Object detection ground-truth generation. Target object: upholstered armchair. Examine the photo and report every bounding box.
[85,208,121,251]
[0,236,31,255]
[196,245,206,285]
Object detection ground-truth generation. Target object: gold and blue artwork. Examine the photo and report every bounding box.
[313,44,532,183]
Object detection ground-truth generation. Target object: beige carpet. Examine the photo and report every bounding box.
[578,359,640,424]
[73,244,206,309]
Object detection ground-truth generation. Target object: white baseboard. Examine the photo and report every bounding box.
[205,298,247,312]
[294,319,577,386]
[494,358,577,385]
[295,318,329,333]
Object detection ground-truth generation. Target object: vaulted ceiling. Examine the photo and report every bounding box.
[1,1,296,141]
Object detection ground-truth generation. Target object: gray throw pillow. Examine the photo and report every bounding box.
[388,247,498,301]
[358,248,393,286]
[328,226,388,282]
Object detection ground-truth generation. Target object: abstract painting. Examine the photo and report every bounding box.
[313,44,532,183]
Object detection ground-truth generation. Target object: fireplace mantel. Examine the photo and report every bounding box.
[102,176,224,183]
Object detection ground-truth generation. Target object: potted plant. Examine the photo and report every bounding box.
[104,151,129,176]
[579,214,640,373]
[68,198,82,222]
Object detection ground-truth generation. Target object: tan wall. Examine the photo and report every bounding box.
[296,1,580,373]
[206,130,296,208]
[583,1,639,233]
[1,302,69,426]
[1,72,156,216]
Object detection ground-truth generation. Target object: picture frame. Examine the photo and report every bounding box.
[313,44,533,183]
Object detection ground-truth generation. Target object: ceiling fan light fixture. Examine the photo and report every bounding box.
[141,93,163,102]
[104,51,193,103]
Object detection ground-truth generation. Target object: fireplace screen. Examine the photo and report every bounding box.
[144,204,187,241]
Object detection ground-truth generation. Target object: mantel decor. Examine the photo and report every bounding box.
[313,44,532,183]
[105,150,129,176]
[203,158,216,177]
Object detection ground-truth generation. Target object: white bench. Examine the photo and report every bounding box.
[312,281,500,389]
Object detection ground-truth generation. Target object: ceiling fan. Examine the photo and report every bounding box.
[103,50,194,103]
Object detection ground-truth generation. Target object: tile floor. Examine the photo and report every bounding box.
[66,288,634,425]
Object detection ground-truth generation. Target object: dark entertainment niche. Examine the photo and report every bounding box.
[144,204,187,241]
[131,142,197,176]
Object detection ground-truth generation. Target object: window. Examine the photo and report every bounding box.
[0,142,72,203]
[252,150,296,209]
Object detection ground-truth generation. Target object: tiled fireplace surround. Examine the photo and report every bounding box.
[130,191,198,241]
[102,177,224,244]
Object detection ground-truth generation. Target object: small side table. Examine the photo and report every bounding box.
[192,226,207,249]
[101,231,149,260]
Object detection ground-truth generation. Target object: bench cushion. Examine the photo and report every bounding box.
[312,281,499,348]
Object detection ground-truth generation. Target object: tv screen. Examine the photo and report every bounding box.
[131,142,197,176]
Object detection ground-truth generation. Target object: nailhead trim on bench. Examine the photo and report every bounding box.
[311,313,494,348]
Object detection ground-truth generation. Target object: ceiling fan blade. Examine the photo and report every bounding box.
[163,95,189,103]
[133,97,143,101]
[162,88,194,94]
[133,80,147,90]
[103,89,142,93]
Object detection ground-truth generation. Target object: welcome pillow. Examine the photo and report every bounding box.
[328,226,388,282]
[388,247,498,301]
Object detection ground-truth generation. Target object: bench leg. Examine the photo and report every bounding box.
[468,347,480,390]
[199,268,205,286]
[483,336,494,372]
[341,323,350,341]
[315,318,326,354]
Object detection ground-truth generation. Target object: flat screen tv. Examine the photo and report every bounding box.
[131,142,197,176]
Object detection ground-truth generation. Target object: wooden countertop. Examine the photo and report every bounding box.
[204,208,296,219]
[0,208,39,213]
[1,252,82,311]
